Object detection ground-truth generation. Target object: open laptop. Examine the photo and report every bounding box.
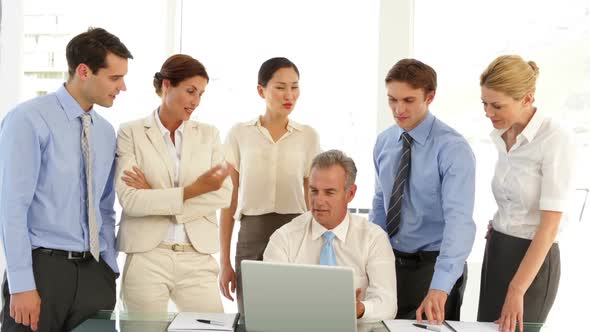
[241,260,357,332]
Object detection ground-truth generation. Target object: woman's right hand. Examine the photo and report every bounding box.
[219,263,237,301]
[195,164,229,193]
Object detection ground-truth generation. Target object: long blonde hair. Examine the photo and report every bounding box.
[480,55,539,100]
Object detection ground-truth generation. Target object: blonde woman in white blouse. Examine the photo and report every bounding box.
[477,55,576,332]
[218,57,320,316]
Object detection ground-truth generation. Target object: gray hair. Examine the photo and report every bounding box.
[311,149,357,189]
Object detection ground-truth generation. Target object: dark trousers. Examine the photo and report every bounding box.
[1,249,116,332]
[477,229,560,323]
[394,249,467,321]
[235,213,299,319]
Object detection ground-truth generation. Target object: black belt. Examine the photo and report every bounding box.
[393,249,439,264]
[34,248,93,261]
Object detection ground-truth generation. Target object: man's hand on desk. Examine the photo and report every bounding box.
[416,289,448,325]
[355,288,365,318]
[10,289,41,331]
[219,263,236,301]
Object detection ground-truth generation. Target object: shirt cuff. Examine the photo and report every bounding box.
[358,300,373,322]
[429,270,455,294]
[7,267,36,294]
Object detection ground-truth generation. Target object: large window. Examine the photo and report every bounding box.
[414,0,590,323]
[21,0,173,127]
[180,0,380,211]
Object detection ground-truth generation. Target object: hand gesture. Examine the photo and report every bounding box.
[416,289,448,325]
[194,163,229,194]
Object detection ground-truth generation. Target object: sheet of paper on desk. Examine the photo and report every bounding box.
[167,312,238,331]
[383,319,498,332]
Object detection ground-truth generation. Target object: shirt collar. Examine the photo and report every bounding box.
[519,109,544,143]
[154,107,184,138]
[56,84,95,122]
[311,212,351,243]
[489,108,544,143]
[397,111,434,146]
[247,117,303,132]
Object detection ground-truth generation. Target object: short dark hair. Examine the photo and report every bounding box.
[258,57,299,87]
[153,54,209,97]
[385,58,437,95]
[66,27,133,78]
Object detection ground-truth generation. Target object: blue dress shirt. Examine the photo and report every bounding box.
[0,85,118,294]
[370,112,476,293]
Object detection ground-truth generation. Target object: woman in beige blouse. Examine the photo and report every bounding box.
[218,57,320,316]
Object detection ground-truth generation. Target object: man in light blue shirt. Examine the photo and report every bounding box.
[0,28,132,332]
[370,59,476,325]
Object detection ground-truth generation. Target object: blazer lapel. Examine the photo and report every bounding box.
[144,110,176,186]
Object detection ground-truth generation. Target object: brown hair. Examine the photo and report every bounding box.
[480,55,539,100]
[66,27,133,78]
[153,54,209,97]
[385,58,437,95]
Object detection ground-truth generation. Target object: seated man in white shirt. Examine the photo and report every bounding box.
[263,149,397,322]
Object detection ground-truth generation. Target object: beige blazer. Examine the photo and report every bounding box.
[115,110,232,254]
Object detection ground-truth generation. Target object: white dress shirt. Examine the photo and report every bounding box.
[154,110,190,244]
[490,110,576,241]
[224,117,320,219]
[263,212,397,322]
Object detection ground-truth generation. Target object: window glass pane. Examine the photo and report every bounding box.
[415,0,590,324]
[22,0,171,128]
[181,0,380,208]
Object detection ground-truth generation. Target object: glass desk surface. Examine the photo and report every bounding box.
[72,311,550,332]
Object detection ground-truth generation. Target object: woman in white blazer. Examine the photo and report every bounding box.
[115,54,232,312]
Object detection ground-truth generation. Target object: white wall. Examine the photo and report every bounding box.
[0,0,23,119]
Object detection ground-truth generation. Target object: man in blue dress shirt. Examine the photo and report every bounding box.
[370,59,476,324]
[0,28,132,332]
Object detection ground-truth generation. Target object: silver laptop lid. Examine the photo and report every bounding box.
[242,260,357,332]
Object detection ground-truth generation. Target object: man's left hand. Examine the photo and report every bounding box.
[355,288,365,318]
[416,289,448,325]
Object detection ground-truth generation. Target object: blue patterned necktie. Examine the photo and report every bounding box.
[319,231,337,266]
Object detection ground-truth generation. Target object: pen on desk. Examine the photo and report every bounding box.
[196,319,225,326]
[412,323,441,331]
[443,320,458,332]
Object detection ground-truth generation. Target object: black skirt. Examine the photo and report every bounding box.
[477,229,560,323]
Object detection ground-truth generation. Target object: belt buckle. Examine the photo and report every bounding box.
[171,244,182,252]
[67,251,87,260]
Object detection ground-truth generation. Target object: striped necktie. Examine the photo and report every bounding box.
[386,132,412,237]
